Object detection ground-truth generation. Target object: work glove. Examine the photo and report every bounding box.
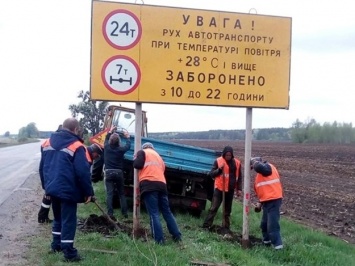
[207,172,215,181]
[90,196,97,203]
[254,202,262,213]
[109,126,117,134]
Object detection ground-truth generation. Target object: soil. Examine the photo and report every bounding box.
[78,214,263,247]
[0,172,46,266]
[0,141,354,265]
[78,214,149,241]
[174,140,355,245]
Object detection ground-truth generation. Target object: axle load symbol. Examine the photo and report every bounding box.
[110,77,133,85]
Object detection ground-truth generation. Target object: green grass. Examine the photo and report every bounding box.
[0,137,40,147]
[26,183,355,266]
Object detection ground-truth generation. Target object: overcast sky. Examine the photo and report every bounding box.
[1,0,354,134]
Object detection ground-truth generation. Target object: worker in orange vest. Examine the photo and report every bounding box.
[133,142,182,244]
[202,146,242,230]
[251,157,283,250]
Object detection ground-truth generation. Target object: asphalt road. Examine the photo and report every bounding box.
[0,141,42,206]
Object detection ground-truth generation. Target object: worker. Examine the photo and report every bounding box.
[202,146,242,230]
[38,130,102,224]
[103,126,131,219]
[39,118,96,262]
[251,157,284,250]
[38,124,62,224]
[133,142,182,244]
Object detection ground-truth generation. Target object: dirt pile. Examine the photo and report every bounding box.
[78,214,149,241]
[78,214,263,247]
[207,225,263,246]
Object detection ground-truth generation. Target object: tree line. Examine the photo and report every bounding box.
[290,119,355,144]
[5,91,355,144]
[150,128,292,141]
[151,120,355,144]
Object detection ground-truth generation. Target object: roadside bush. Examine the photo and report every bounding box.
[18,137,28,143]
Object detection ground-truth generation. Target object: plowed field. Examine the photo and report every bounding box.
[174,140,355,244]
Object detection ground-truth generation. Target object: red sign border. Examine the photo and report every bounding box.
[102,9,142,50]
[101,55,141,95]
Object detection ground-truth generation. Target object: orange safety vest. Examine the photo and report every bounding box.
[41,139,50,148]
[138,148,166,184]
[42,139,92,163]
[214,157,241,192]
[254,163,283,202]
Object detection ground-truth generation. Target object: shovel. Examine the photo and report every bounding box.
[91,198,120,230]
[222,174,226,228]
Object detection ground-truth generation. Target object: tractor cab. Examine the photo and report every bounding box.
[90,105,148,148]
[103,105,148,137]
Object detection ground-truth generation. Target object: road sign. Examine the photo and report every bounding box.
[89,128,109,148]
[102,55,141,95]
[90,1,292,109]
[102,9,142,49]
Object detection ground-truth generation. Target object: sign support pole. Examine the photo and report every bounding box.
[133,102,142,237]
[242,107,252,248]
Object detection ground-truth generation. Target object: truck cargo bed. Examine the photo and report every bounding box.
[122,136,219,175]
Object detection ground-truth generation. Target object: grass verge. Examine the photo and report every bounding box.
[26,183,355,266]
[0,137,40,148]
